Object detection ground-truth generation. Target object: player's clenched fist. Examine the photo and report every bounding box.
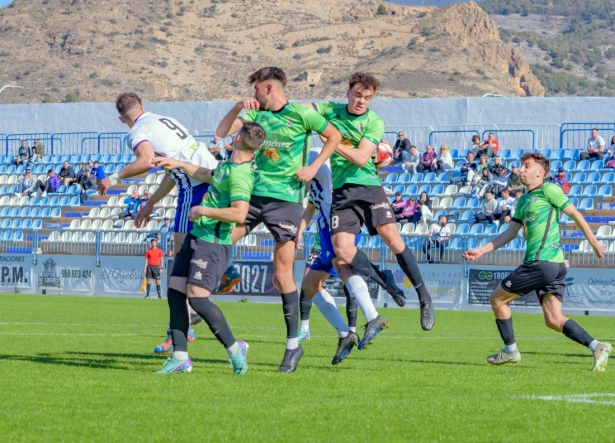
[295,165,317,183]
[188,206,203,222]
[462,249,483,261]
[236,98,260,111]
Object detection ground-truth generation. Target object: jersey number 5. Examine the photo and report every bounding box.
[159,118,188,140]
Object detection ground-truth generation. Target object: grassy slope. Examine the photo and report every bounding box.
[0,294,613,442]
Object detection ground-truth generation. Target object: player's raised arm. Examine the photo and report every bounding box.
[335,137,378,168]
[562,204,606,258]
[216,99,259,138]
[153,157,214,183]
[462,221,522,261]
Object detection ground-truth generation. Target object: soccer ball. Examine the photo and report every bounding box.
[375,140,394,170]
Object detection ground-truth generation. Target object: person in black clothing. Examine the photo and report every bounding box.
[413,191,432,225]
[393,131,411,163]
[59,161,76,186]
[80,168,97,204]
[451,152,477,186]
[489,155,505,177]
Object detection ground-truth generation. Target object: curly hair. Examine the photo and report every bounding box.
[348,72,380,92]
[520,152,550,174]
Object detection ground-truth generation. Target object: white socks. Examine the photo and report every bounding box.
[313,290,350,338]
[589,340,600,352]
[300,320,310,332]
[346,275,378,322]
[503,343,517,353]
[286,337,299,350]
[172,351,189,361]
[226,341,239,356]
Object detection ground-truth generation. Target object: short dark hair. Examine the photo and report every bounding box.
[592,127,598,132]
[349,72,380,93]
[238,122,266,151]
[116,92,142,116]
[248,67,287,88]
[520,152,550,175]
[47,169,53,174]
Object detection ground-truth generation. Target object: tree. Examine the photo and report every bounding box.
[377,4,388,15]
[63,93,79,103]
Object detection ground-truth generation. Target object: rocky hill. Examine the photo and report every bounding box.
[0,0,543,104]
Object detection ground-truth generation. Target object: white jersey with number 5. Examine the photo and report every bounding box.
[126,111,218,233]
[308,149,332,231]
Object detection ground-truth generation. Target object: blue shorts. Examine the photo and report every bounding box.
[175,182,209,234]
[310,225,361,278]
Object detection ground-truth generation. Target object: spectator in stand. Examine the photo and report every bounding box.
[432,144,453,172]
[80,168,97,204]
[32,139,44,158]
[452,152,477,186]
[34,169,61,196]
[59,161,76,186]
[392,192,417,225]
[208,135,225,161]
[75,163,86,185]
[158,216,174,250]
[472,167,493,198]
[472,133,497,158]
[90,160,106,181]
[413,191,433,225]
[422,215,451,263]
[474,191,498,224]
[31,151,42,164]
[471,154,490,184]
[401,145,420,174]
[138,190,152,217]
[489,155,505,177]
[15,140,33,167]
[87,159,94,170]
[581,128,605,161]
[490,168,509,198]
[120,189,141,220]
[471,135,482,155]
[552,167,570,194]
[417,145,436,173]
[393,131,411,160]
[606,140,615,169]
[495,188,516,222]
[507,164,524,197]
[16,168,35,197]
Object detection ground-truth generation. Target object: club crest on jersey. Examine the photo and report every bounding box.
[259,115,266,121]
[357,124,363,132]
[286,119,293,127]
[531,196,538,202]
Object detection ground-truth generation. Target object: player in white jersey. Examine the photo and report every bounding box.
[297,149,390,365]
[104,92,218,353]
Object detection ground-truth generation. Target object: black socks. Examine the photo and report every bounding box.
[168,288,189,352]
[189,297,236,348]
[495,318,516,346]
[395,246,430,302]
[562,319,594,347]
[343,285,357,328]
[281,291,299,339]
[299,289,312,321]
[349,249,388,288]
[156,284,161,298]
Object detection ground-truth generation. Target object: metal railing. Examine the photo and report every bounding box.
[481,129,535,151]
[383,125,434,150]
[559,123,615,150]
[6,133,53,155]
[51,132,99,155]
[428,130,481,150]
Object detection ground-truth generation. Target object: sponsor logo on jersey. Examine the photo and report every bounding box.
[504,280,512,288]
[278,222,298,234]
[193,271,202,281]
[190,259,209,270]
[371,202,390,210]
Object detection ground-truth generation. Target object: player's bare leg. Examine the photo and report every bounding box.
[486,286,522,365]
[274,240,304,372]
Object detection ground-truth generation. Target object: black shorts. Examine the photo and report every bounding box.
[306,247,321,269]
[146,265,161,280]
[500,261,567,304]
[331,184,395,236]
[171,234,232,292]
[243,195,303,243]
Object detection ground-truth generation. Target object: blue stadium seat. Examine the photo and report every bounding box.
[508,160,520,170]
[53,164,63,174]
[112,153,123,163]
[41,154,52,163]
[10,219,21,229]
[397,173,411,184]
[367,237,382,250]
[30,207,41,218]
[104,164,115,174]
[591,160,605,170]
[431,209,447,222]
[59,196,70,207]
[70,196,80,206]
[50,207,61,218]
[417,185,431,195]
[121,154,134,163]
[578,198,594,210]
[5,155,15,164]
[49,196,60,206]
[32,219,42,230]
[568,197,579,207]
[19,207,30,217]
[392,185,404,195]
[22,219,32,229]
[564,149,580,160]
[563,160,576,171]
[586,172,600,183]
[38,197,49,206]
[1,219,10,229]
[454,161,465,170]
[437,173,449,183]
[91,154,101,162]
[0,165,6,174]
[404,185,418,196]
[574,160,590,171]
[542,149,552,159]
[571,173,586,184]
[12,230,24,242]
[0,230,12,240]
[550,149,565,160]
[600,172,614,183]
[6,165,16,174]
[40,207,51,218]
[432,185,445,195]
[449,197,465,209]
[409,173,423,184]
[550,160,562,172]
[510,149,524,159]
[423,172,436,182]
[101,154,113,163]
[499,148,511,159]
[7,185,17,194]
[0,207,10,218]
[467,238,479,249]
[116,164,125,171]
[449,237,464,251]
[44,164,54,173]
[470,224,484,234]
[598,185,612,197]
[568,185,583,197]
[0,185,7,195]
[9,207,20,217]
[384,173,398,184]
[460,210,474,222]
[449,149,459,159]
[467,197,480,209]
[581,185,597,196]
[52,155,63,163]
[68,185,78,194]
[33,164,45,174]
[16,165,25,174]
[456,223,470,234]
[57,185,67,194]
[484,224,498,235]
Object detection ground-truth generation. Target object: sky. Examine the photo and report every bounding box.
[0,0,13,8]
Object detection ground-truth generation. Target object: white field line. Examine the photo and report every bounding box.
[520,394,615,406]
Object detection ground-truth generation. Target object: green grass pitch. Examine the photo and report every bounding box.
[0,294,613,442]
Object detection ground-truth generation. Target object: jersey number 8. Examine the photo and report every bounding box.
[331,215,339,229]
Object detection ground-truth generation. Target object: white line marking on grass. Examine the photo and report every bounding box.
[521,394,615,406]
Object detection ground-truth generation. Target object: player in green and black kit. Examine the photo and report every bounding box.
[216,67,342,372]
[311,72,435,350]
[464,152,611,372]
[152,122,266,375]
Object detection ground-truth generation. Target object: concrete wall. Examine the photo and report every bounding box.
[0,97,613,135]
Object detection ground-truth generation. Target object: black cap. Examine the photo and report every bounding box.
[395,191,401,197]
[558,167,564,172]
[164,217,170,220]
